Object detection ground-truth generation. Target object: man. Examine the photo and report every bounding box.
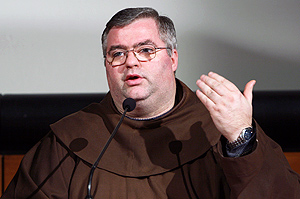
[2,7,300,199]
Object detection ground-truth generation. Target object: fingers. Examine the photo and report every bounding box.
[196,72,236,104]
[206,72,240,93]
[195,72,255,139]
[196,71,256,109]
[196,79,216,103]
[197,72,255,97]
[243,80,256,105]
[196,89,215,110]
[197,72,239,97]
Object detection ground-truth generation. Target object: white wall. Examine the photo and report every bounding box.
[1,0,300,94]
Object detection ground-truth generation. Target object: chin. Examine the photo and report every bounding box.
[124,88,150,100]
[126,93,149,102]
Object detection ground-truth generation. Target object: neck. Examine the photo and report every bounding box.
[127,96,175,120]
[114,93,175,120]
[114,88,177,120]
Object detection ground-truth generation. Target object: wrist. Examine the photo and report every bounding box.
[227,126,254,150]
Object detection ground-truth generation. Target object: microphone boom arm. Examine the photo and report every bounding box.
[85,98,136,199]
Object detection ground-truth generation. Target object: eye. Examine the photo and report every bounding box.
[137,46,155,54]
[110,50,125,58]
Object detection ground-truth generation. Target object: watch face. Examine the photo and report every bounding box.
[243,128,253,140]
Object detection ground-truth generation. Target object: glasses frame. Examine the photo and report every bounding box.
[105,45,171,67]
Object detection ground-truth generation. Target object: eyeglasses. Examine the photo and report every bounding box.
[105,44,171,67]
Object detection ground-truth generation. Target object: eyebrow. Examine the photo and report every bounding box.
[108,40,158,52]
[134,40,157,47]
[108,45,127,52]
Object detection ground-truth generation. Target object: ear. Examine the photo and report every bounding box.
[170,49,178,72]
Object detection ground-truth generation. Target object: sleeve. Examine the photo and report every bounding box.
[225,132,256,157]
[215,121,300,199]
[1,131,77,199]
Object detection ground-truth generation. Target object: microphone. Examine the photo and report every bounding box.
[86,98,136,199]
[122,97,136,112]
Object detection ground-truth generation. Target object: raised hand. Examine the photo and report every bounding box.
[196,72,256,142]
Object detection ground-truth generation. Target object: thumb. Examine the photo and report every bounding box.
[243,80,256,105]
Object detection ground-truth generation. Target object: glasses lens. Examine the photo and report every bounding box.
[106,45,158,66]
[107,49,127,66]
[135,45,156,61]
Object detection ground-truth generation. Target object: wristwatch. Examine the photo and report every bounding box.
[227,127,253,149]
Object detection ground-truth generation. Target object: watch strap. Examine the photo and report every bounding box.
[227,127,253,150]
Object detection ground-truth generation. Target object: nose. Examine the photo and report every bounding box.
[125,50,140,68]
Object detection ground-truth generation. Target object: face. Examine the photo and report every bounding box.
[105,18,178,109]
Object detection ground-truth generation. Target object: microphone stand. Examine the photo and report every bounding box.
[85,98,135,199]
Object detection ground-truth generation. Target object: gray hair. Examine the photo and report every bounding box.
[101,7,177,57]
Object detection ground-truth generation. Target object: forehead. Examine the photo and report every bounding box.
[106,18,164,49]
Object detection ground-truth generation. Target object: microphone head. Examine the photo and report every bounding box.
[169,140,183,155]
[122,98,136,112]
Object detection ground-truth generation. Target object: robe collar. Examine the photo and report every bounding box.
[50,79,221,177]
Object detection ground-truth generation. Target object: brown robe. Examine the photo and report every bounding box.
[2,80,300,199]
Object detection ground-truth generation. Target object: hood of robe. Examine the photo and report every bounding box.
[50,79,221,177]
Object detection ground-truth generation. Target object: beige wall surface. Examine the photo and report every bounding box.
[1,1,300,94]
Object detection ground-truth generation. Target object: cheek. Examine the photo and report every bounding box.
[106,66,124,79]
[154,58,175,78]
[106,68,121,89]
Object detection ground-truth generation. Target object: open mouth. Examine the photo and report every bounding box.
[126,74,141,81]
[125,74,143,85]
[129,76,139,80]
